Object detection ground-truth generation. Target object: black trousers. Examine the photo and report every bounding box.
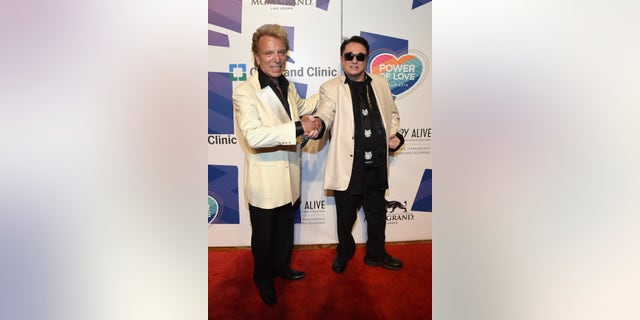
[249,203,295,286]
[334,167,388,261]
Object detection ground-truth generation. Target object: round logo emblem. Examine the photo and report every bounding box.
[208,191,223,224]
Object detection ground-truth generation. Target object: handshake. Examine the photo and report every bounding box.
[301,114,321,139]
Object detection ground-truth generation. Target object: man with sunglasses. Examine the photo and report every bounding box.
[313,36,405,274]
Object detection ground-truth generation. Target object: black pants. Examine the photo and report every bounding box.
[249,203,295,286]
[334,167,388,261]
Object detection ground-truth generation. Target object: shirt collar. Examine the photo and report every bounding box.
[258,67,289,89]
[344,72,372,85]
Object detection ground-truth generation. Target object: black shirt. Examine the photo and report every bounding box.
[258,68,290,118]
[345,74,389,194]
[257,68,304,137]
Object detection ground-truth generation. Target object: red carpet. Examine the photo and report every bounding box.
[209,243,431,319]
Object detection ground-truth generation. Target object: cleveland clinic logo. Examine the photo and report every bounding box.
[208,191,223,224]
[368,49,428,99]
[229,64,247,81]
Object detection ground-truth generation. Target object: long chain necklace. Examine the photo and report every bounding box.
[361,84,372,117]
[362,84,373,139]
[365,84,372,108]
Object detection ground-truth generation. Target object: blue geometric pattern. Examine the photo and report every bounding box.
[208,72,234,134]
[208,0,242,33]
[411,169,432,212]
[412,0,431,10]
[294,204,301,224]
[316,0,330,11]
[208,165,240,224]
[361,31,409,57]
[293,81,308,99]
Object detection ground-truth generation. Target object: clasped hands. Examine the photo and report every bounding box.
[301,114,321,139]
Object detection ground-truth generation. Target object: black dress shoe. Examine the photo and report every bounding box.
[256,283,277,306]
[332,256,348,274]
[277,269,305,281]
[364,255,403,270]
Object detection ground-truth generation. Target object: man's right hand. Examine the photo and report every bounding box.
[301,115,320,139]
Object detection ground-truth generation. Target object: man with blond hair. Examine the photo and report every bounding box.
[232,24,320,306]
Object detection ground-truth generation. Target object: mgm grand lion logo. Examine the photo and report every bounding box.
[385,200,407,213]
[385,199,414,222]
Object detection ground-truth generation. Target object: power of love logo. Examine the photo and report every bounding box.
[369,50,428,99]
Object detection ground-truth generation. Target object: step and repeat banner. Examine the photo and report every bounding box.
[208,0,431,246]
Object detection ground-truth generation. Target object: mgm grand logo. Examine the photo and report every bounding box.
[385,199,414,222]
[251,0,314,5]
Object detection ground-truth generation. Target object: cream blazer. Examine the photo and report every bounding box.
[314,73,400,191]
[232,73,318,209]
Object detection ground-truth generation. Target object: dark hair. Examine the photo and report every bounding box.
[340,36,369,56]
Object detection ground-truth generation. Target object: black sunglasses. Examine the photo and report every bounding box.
[343,52,367,61]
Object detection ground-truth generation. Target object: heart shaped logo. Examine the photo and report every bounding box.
[369,51,427,98]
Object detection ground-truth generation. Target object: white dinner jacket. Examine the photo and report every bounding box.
[314,73,400,191]
[232,73,318,209]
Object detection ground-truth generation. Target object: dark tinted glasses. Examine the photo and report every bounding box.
[343,52,367,61]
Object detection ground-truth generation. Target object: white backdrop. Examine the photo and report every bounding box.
[208,0,431,246]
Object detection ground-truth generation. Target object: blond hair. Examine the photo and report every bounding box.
[251,24,290,68]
